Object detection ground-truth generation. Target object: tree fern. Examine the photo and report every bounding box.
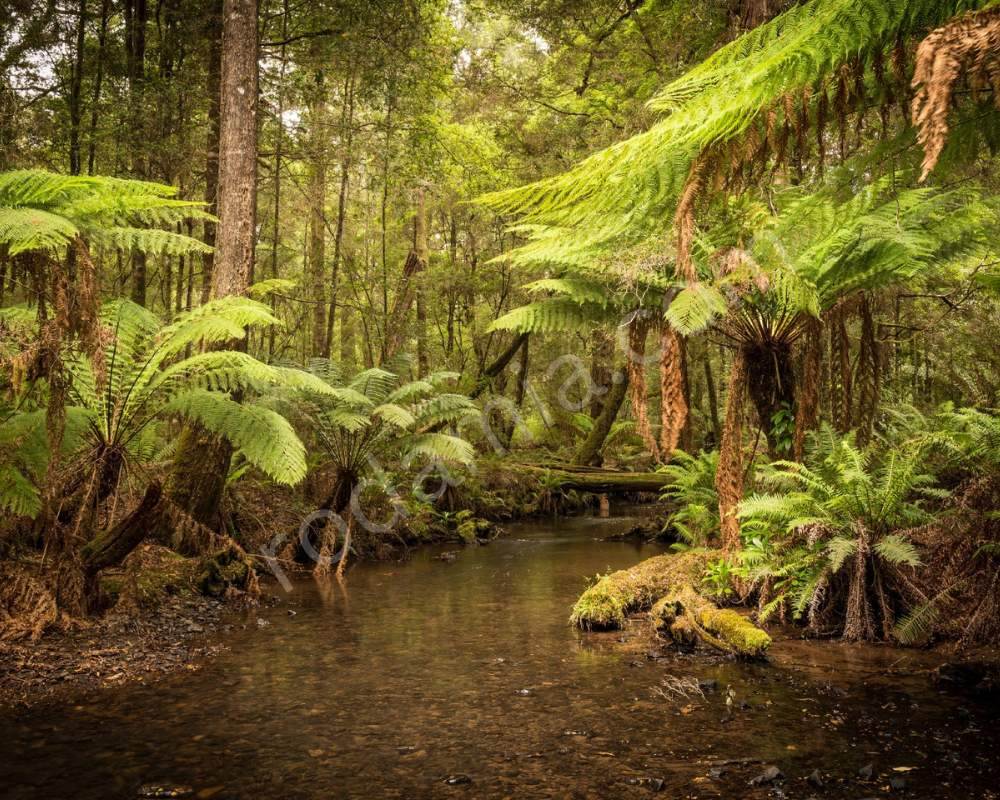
[0,169,211,257]
[478,1,993,264]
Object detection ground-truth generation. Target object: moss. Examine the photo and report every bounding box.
[570,551,711,629]
[196,544,254,598]
[116,545,195,610]
[571,549,771,658]
[698,607,772,658]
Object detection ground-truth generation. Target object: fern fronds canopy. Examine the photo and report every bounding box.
[0,169,212,257]
[477,0,994,267]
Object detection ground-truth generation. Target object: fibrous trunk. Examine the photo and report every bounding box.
[659,323,688,456]
[716,349,747,552]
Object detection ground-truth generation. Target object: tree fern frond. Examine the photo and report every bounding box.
[164,390,307,485]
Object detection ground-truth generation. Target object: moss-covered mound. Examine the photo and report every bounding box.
[570,551,712,629]
[651,587,771,658]
[571,549,771,659]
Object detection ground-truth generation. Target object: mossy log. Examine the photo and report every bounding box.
[518,464,671,494]
[570,550,770,659]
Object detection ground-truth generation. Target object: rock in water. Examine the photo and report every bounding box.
[138,786,194,798]
[749,766,784,786]
[807,768,824,788]
[858,763,874,780]
[443,774,472,785]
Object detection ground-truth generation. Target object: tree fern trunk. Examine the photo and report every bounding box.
[575,366,629,466]
[716,349,747,552]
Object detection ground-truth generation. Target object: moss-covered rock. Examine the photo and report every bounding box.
[570,551,712,629]
[573,549,771,658]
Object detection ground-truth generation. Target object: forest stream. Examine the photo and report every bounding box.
[1,511,996,800]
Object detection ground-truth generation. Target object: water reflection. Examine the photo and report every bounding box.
[0,513,997,799]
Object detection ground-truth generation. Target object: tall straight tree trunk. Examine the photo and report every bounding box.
[323,72,354,359]
[86,0,110,174]
[626,311,659,459]
[164,0,258,532]
[793,317,822,460]
[68,0,86,175]
[307,95,328,356]
[200,0,223,303]
[125,0,148,305]
[382,187,428,366]
[414,187,429,377]
[659,323,689,455]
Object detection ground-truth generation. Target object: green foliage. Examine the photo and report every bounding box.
[294,364,479,481]
[659,449,721,545]
[0,169,211,257]
[737,425,938,630]
[478,0,994,265]
[66,298,322,486]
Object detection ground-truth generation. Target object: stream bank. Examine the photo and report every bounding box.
[2,512,998,799]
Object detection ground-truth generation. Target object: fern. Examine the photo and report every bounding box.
[0,169,211,257]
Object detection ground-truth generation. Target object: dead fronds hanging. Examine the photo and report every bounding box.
[912,7,1000,180]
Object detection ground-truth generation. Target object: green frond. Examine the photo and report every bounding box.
[664,282,727,335]
[489,296,611,334]
[873,534,922,567]
[163,390,307,486]
[826,536,858,573]
[893,598,941,645]
[372,403,417,429]
[402,432,475,465]
[248,277,297,299]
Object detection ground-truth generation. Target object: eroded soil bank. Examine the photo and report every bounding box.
[1,512,997,799]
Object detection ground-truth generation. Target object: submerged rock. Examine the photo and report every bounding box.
[138,785,194,798]
[442,774,472,785]
[858,762,874,780]
[749,765,784,786]
[807,768,824,788]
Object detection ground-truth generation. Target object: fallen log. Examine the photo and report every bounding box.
[569,550,770,658]
[516,465,671,494]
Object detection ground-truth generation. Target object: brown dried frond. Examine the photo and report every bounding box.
[912,7,1000,180]
[674,154,711,283]
[0,566,64,641]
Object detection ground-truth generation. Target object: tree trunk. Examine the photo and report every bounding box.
[125,0,148,305]
[323,72,354,359]
[470,331,528,398]
[86,0,110,174]
[703,348,721,448]
[382,188,428,366]
[660,323,689,455]
[744,340,795,457]
[793,317,822,460]
[200,0,223,303]
[626,311,659,459]
[164,0,257,532]
[575,366,629,466]
[716,350,747,552]
[414,187,429,377]
[307,95,328,357]
[589,329,613,418]
[68,0,86,175]
[82,482,163,578]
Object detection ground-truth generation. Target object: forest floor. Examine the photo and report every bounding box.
[0,591,234,710]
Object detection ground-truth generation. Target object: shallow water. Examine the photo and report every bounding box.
[1,513,998,799]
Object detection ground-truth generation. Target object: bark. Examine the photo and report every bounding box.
[125,0,148,305]
[414,188,429,377]
[855,294,881,446]
[793,317,822,461]
[830,306,853,433]
[626,312,659,459]
[659,323,688,455]
[68,0,86,175]
[200,0,223,303]
[519,465,671,494]
[307,94,328,357]
[82,482,163,577]
[744,340,796,457]
[86,0,110,174]
[470,332,529,399]
[589,329,614,418]
[382,188,428,366]
[323,72,354,359]
[703,349,721,447]
[716,349,747,552]
[164,0,257,532]
[575,366,629,466]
